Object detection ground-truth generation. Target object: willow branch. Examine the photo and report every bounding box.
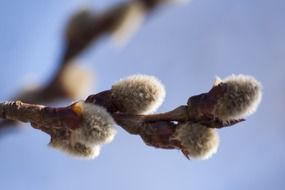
[0,73,262,159]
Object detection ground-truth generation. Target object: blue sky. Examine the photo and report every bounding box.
[0,0,284,190]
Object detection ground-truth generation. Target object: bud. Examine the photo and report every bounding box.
[111,74,166,114]
[70,143,101,159]
[172,122,219,160]
[110,1,146,45]
[49,132,101,159]
[214,74,262,121]
[71,101,117,146]
[60,62,93,100]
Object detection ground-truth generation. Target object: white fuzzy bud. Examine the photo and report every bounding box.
[60,62,93,99]
[172,122,219,160]
[49,133,101,159]
[214,74,262,121]
[71,101,117,146]
[111,74,166,114]
[110,1,146,46]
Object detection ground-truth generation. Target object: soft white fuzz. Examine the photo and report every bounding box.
[110,1,146,45]
[49,101,115,159]
[60,62,93,99]
[172,122,219,160]
[72,101,117,146]
[49,133,101,159]
[214,74,262,121]
[111,74,166,114]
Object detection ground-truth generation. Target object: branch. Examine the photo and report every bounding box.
[0,74,262,160]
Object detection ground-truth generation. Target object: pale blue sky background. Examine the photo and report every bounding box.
[0,0,284,190]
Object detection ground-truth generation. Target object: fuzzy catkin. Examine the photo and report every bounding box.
[72,101,117,146]
[110,1,146,45]
[214,74,262,121]
[172,122,219,160]
[60,62,93,99]
[48,101,115,159]
[111,74,166,114]
[49,131,101,159]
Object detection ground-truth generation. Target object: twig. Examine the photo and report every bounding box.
[0,73,262,159]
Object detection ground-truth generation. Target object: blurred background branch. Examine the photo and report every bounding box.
[0,0,185,129]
